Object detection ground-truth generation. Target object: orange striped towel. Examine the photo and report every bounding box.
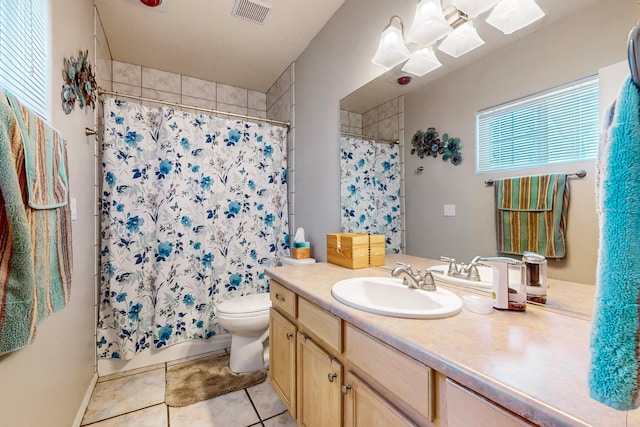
[495,174,568,258]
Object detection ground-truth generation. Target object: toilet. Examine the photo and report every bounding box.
[217,257,316,373]
[281,256,316,266]
[217,293,272,374]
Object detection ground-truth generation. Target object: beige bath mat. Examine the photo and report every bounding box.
[165,353,267,407]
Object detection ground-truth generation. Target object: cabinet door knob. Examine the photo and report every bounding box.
[275,293,285,302]
[286,332,293,340]
[341,385,352,394]
[328,373,338,382]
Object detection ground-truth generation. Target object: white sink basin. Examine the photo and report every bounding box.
[331,277,462,319]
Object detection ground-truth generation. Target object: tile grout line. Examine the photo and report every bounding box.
[244,388,265,426]
[80,403,166,426]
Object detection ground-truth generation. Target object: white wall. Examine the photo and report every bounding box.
[0,1,98,426]
[294,0,634,285]
[294,0,415,260]
[403,0,634,285]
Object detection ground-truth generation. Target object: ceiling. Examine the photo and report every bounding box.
[95,0,605,101]
[94,0,345,93]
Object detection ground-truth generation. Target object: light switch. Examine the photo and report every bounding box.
[444,204,456,217]
[70,197,77,221]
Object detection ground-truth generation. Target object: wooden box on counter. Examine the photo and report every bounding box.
[291,247,311,259]
[326,233,385,269]
[368,234,386,267]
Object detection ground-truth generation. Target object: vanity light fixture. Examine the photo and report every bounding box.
[401,46,442,77]
[372,0,545,75]
[371,16,412,70]
[438,21,485,58]
[486,0,545,35]
[450,0,498,18]
[405,0,452,46]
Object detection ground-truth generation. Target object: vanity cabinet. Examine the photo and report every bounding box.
[297,332,343,427]
[443,379,532,427]
[345,324,435,427]
[343,371,418,427]
[270,280,344,426]
[269,308,297,417]
[269,279,435,427]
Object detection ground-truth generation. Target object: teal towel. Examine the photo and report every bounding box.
[590,77,640,410]
[0,92,37,355]
[5,91,69,209]
[0,90,73,356]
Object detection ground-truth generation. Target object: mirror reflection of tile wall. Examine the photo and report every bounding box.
[340,96,406,252]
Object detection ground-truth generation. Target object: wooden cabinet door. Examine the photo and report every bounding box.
[269,309,297,417]
[297,332,343,427]
[343,372,417,427]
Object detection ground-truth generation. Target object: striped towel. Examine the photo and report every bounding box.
[5,91,68,209]
[590,77,640,410]
[495,173,568,258]
[0,90,73,356]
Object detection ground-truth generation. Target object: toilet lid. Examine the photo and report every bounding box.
[217,293,272,315]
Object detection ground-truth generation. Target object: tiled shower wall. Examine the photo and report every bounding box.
[340,97,406,251]
[109,60,267,118]
[267,64,295,238]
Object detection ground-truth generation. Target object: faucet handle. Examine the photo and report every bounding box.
[422,270,437,291]
[395,261,414,272]
[440,256,458,275]
[467,265,481,282]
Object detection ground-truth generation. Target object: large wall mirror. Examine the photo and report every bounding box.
[339,0,635,293]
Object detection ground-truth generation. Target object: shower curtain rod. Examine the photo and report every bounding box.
[341,131,399,145]
[483,170,587,186]
[96,87,291,132]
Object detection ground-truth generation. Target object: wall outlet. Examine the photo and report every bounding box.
[444,204,456,217]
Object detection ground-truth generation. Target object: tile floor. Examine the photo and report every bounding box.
[81,351,296,427]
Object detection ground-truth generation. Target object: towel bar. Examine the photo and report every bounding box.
[484,170,586,186]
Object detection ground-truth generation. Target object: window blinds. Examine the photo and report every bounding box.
[476,76,599,173]
[0,0,49,118]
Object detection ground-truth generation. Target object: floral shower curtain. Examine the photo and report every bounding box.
[98,98,288,360]
[340,136,401,253]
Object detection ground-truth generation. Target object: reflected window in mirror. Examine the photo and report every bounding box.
[477,76,599,173]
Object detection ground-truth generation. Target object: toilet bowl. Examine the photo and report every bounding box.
[217,293,272,374]
[281,256,316,266]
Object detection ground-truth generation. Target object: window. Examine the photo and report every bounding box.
[0,0,49,118]
[476,76,599,173]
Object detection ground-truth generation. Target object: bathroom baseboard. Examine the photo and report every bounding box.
[96,333,232,377]
[72,372,98,427]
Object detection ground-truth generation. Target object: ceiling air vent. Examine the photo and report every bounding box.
[232,0,272,24]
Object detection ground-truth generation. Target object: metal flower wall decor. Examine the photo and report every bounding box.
[410,127,462,166]
[62,50,97,114]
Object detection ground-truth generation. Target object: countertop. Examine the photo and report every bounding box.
[265,254,639,427]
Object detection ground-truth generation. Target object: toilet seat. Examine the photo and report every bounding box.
[217,293,271,318]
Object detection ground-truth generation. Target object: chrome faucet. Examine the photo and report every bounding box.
[391,262,437,291]
[459,256,482,281]
[440,255,482,281]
